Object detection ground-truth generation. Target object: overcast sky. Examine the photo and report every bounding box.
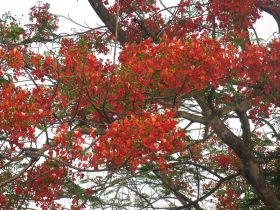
[0,0,100,33]
[0,0,278,41]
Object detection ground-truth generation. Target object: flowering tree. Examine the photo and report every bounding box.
[0,0,280,209]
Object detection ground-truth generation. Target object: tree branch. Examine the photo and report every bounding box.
[196,95,280,210]
[176,110,206,124]
[88,0,128,46]
[153,170,205,210]
[258,1,280,33]
[173,173,240,210]
[0,159,34,188]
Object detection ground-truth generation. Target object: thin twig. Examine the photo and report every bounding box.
[113,0,120,65]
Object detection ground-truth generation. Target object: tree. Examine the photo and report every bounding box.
[0,0,280,209]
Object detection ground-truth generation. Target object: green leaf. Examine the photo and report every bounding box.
[0,76,9,84]
[5,26,24,41]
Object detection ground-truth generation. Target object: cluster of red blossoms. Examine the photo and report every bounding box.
[92,111,185,171]
[0,0,279,209]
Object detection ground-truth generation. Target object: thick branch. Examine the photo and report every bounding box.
[236,110,252,146]
[128,1,160,43]
[176,110,206,124]
[196,95,280,209]
[210,117,279,209]
[258,1,280,32]
[88,0,128,46]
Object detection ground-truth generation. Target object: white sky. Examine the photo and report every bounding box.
[0,0,278,41]
[0,0,101,33]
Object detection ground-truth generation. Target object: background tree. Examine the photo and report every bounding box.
[0,0,280,209]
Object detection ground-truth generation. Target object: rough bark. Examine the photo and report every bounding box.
[190,94,279,209]
[210,115,280,210]
[195,94,280,209]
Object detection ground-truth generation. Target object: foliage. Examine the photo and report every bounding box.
[0,0,280,209]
